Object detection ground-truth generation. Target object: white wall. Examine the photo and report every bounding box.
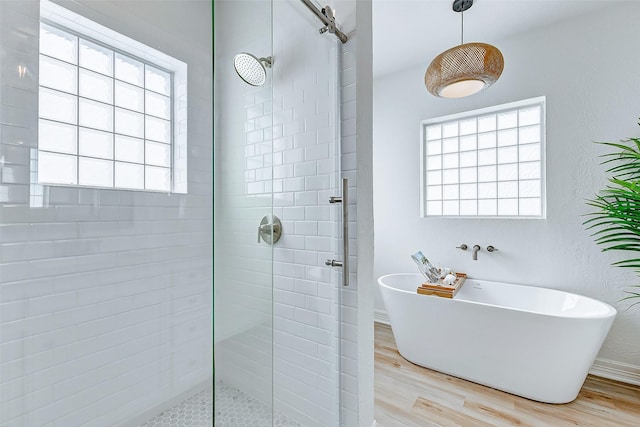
[373,4,640,368]
[0,0,213,425]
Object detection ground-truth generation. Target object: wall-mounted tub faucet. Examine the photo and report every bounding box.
[457,243,498,260]
[472,245,481,261]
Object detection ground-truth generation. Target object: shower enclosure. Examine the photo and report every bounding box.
[214,0,356,425]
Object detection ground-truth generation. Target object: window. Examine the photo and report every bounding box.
[38,0,187,193]
[421,97,545,218]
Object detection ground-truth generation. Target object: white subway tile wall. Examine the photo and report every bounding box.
[0,1,212,426]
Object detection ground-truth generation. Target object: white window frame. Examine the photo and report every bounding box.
[420,97,546,218]
[39,0,188,194]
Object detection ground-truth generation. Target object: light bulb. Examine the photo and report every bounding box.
[439,79,486,98]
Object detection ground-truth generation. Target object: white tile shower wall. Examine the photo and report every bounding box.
[0,1,212,426]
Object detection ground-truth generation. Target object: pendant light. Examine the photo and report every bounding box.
[425,0,504,98]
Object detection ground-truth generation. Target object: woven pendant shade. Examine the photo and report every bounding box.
[425,42,504,98]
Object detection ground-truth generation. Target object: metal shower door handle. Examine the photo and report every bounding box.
[325,178,349,286]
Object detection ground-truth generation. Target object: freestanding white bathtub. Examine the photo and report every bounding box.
[378,273,617,403]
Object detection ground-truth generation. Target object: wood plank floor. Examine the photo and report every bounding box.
[374,323,640,427]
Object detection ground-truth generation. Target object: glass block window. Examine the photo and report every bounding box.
[421,97,546,218]
[38,22,173,192]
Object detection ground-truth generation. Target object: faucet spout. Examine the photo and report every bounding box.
[472,244,481,261]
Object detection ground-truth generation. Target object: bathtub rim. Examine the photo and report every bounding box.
[378,273,617,320]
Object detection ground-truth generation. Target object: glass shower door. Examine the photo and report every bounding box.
[270,1,343,425]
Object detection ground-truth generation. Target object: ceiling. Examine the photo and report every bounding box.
[372,0,617,78]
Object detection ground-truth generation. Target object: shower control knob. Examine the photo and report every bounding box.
[257,215,282,245]
[487,245,498,252]
[456,244,468,250]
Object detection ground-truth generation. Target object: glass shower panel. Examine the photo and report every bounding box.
[1,1,213,426]
[213,0,276,422]
[214,1,344,425]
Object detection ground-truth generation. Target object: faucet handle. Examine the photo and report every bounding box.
[456,244,468,250]
[487,245,498,252]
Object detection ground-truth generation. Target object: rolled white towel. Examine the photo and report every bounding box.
[443,273,456,285]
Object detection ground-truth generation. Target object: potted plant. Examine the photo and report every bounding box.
[585,119,640,305]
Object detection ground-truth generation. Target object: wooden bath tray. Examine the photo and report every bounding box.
[417,272,467,299]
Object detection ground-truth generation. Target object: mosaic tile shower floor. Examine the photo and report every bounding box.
[140,387,213,427]
[214,382,302,427]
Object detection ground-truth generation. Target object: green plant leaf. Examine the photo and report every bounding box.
[585,119,640,306]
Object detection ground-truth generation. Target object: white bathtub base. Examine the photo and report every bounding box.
[376,314,640,388]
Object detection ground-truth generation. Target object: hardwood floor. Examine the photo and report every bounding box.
[374,323,640,427]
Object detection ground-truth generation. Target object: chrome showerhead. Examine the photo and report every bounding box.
[233,53,272,87]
